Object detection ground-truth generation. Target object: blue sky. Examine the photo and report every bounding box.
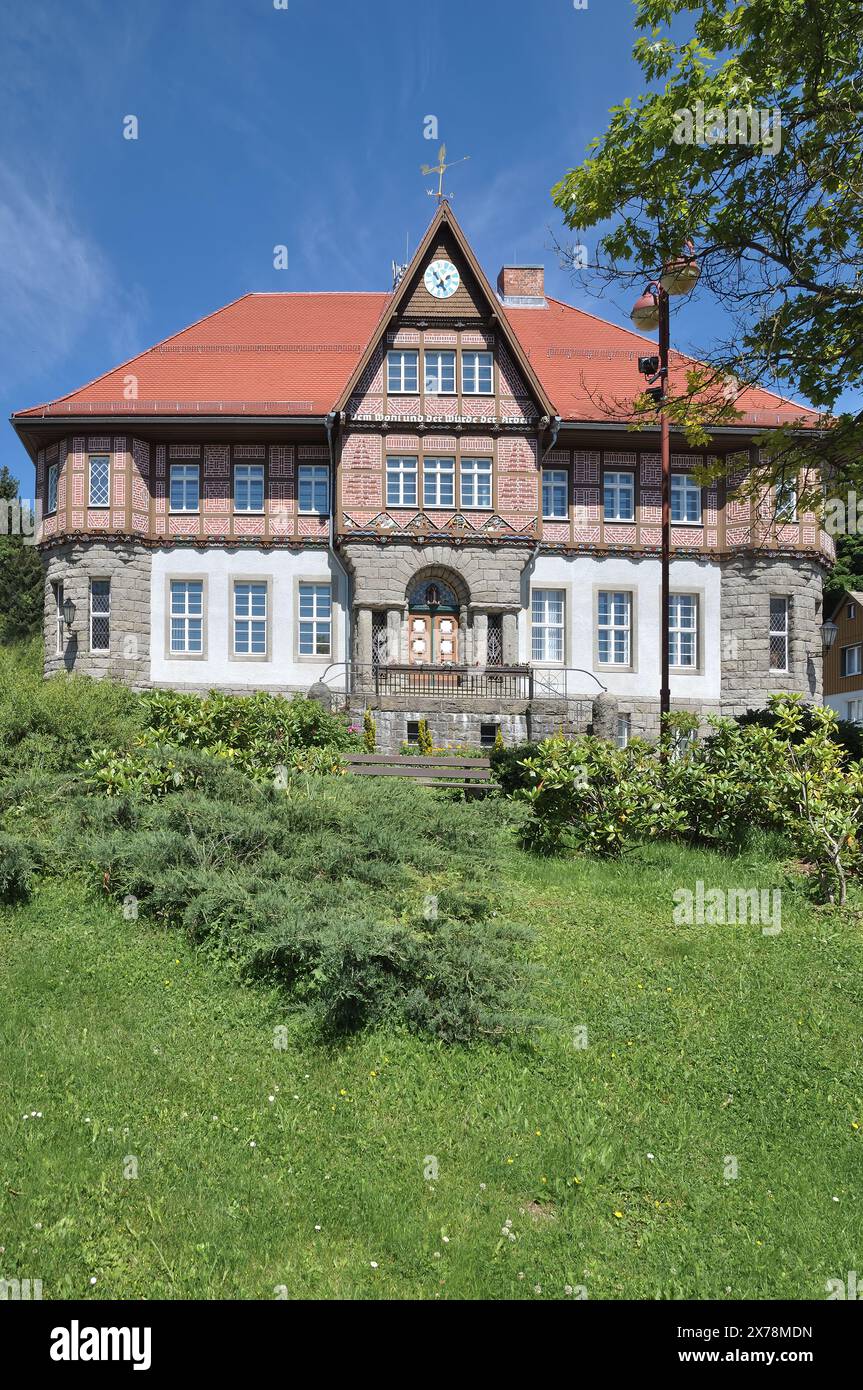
[0,0,850,493]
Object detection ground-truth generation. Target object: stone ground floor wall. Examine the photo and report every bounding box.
[42,541,152,686]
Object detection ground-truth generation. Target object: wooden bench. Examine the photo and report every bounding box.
[345,752,492,792]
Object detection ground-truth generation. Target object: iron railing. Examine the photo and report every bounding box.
[319,662,605,701]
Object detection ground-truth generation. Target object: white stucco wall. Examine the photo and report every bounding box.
[149,547,348,689]
[521,554,722,701]
[825,690,863,720]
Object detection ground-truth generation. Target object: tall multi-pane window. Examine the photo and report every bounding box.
[234,463,265,513]
[769,596,789,671]
[841,644,862,677]
[169,464,200,512]
[423,351,455,394]
[47,462,59,514]
[462,351,493,394]
[298,583,331,656]
[775,477,798,522]
[387,350,418,393]
[52,581,64,655]
[848,699,863,723]
[603,471,635,522]
[386,456,417,507]
[423,457,455,507]
[90,579,111,652]
[298,464,330,515]
[460,457,492,509]
[233,582,268,657]
[669,594,698,667]
[597,591,632,665]
[541,469,568,519]
[170,580,204,655]
[88,455,110,508]
[671,474,702,523]
[531,589,565,663]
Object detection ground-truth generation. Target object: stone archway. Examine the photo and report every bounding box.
[406,566,469,666]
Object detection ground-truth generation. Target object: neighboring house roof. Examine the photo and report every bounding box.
[12,205,818,429]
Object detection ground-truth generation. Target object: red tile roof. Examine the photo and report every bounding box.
[503,296,817,428]
[14,286,816,428]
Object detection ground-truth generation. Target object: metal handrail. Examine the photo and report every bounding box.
[318,661,605,700]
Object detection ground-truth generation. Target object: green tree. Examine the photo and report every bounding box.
[0,465,43,644]
[552,0,863,485]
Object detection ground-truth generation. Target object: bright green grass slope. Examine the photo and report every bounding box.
[1,839,861,1300]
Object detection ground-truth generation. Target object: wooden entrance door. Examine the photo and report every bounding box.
[408,612,459,665]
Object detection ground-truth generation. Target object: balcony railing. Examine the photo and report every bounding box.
[320,662,605,702]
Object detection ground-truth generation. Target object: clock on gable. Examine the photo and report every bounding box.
[423,259,460,299]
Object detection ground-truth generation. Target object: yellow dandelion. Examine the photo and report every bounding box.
[614,1210,624,1219]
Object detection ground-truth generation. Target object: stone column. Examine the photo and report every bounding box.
[473,611,488,666]
[355,607,373,687]
[502,609,519,665]
[592,691,620,742]
[458,605,469,665]
[386,608,401,664]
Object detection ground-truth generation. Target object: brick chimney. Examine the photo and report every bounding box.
[496,265,546,306]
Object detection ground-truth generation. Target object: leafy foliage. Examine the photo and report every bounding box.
[0,466,42,644]
[0,831,36,905]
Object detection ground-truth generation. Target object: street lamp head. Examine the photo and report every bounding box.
[630,285,660,331]
[660,243,700,297]
[62,596,76,629]
[820,619,839,650]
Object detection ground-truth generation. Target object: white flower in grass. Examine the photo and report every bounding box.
[314,1225,321,1232]
[268,1095,275,1104]
[517,1272,524,1280]
[249,1140,257,1148]
[89,1277,97,1286]
[479,1182,486,1191]
[534,1284,542,1294]
[433,1252,441,1259]
[646,1153,655,1161]
[370,1262,378,1269]
[564,1285,573,1295]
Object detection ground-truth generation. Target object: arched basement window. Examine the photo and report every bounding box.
[408,579,460,613]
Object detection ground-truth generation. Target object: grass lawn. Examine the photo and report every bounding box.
[2,826,861,1300]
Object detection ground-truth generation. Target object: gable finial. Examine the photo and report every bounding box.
[420,143,470,202]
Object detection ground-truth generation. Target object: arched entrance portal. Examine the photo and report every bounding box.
[407,577,460,665]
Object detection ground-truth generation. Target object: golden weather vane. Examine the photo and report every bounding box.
[420,143,470,202]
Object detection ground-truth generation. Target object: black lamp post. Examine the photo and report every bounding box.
[630,248,700,735]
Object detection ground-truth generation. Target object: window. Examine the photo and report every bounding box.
[597,591,632,665]
[480,722,500,748]
[849,603,857,621]
[531,589,565,663]
[615,714,631,750]
[775,477,798,523]
[671,473,702,523]
[52,581,64,655]
[668,593,698,668]
[47,462,59,514]
[233,581,268,657]
[298,464,329,515]
[769,596,789,672]
[387,350,418,393]
[88,455,110,508]
[848,699,863,724]
[460,457,492,510]
[542,469,568,520]
[234,463,264,513]
[298,582,331,656]
[406,720,421,744]
[603,471,635,522]
[462,351,493,394]
[169,463,200,513]
[423,457,455,507]
[89,579,110,652]
[487,615,503,666]
[424,350,455,394]
[170,580,204,655]
[386,456,417,507]
[841,644,862,677]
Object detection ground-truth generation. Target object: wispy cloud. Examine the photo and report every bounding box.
[0,161,146,400]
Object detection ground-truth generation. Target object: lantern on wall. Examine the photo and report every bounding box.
[62,596,76,629]
[821,620,839,650]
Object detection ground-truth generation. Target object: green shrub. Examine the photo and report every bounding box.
[737,702,863,762]
[0,667,142,771]
[0,832,36,905]
[362,709,376,752]
[489,741,540,794]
